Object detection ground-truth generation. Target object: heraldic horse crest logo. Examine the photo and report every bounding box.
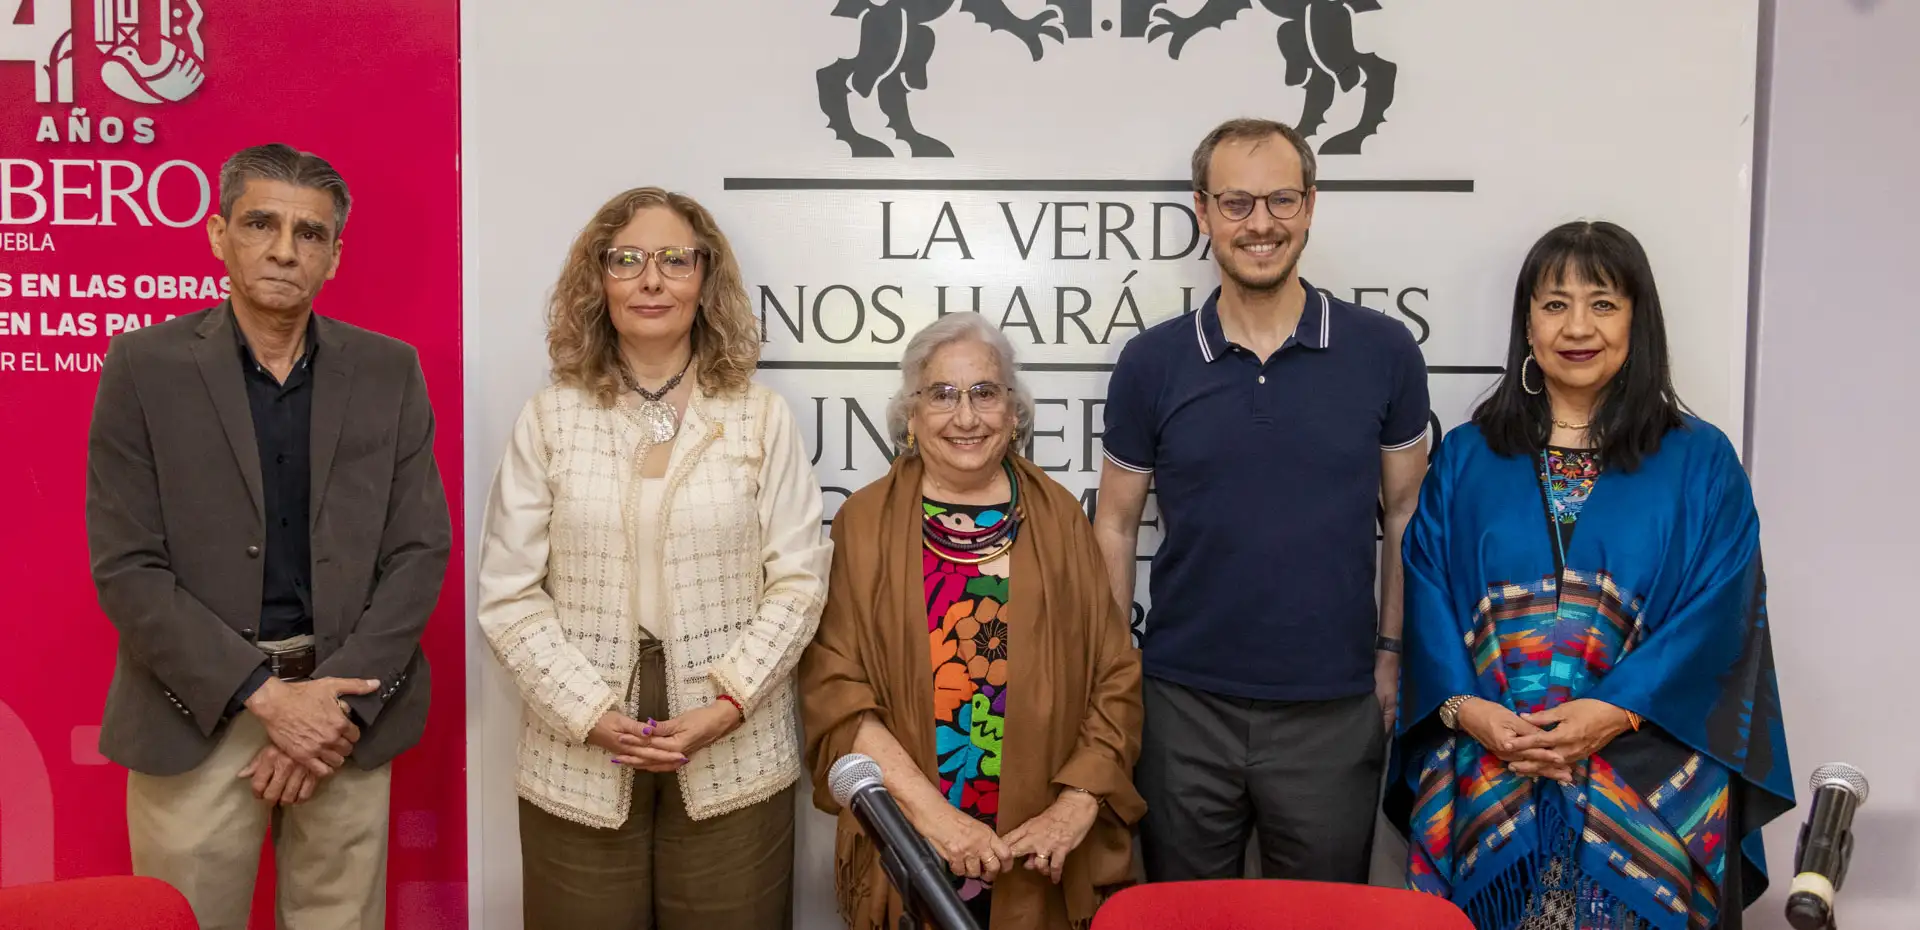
[818,0,1396,157]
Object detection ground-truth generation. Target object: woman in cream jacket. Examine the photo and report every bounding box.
[478,186,831,930]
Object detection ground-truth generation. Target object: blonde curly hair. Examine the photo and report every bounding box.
[546,187,758,405]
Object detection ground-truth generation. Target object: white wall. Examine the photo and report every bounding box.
[1746,1,1920,927]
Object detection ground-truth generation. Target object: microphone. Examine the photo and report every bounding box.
[828,753,982,930]
[1785,762,1870,930]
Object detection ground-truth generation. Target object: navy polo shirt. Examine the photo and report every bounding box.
[1103,281,1429,701]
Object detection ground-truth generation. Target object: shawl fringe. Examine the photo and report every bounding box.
[1456,795,1649,930]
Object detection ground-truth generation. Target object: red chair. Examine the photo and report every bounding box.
[1092,879,1475,930]
[0,876,197,930]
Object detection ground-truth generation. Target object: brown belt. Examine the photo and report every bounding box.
[265,645,317,681]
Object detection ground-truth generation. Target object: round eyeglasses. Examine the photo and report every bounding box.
[1202,189,1308,222]
[603,246,706,280]
[916,381,1007,414]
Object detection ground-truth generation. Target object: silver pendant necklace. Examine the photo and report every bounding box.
[618,355,691,444]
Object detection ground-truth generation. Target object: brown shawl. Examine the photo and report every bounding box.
[798,453,1145,930]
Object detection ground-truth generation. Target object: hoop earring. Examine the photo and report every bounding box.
[1521,356,1543,396]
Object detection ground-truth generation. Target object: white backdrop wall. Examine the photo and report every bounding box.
[463,2,1762,926]
[1744,1,1920,927]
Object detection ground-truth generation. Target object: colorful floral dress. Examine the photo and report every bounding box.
[923,496,1013,923]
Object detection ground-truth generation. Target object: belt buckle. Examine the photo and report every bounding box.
[267,645,315,682]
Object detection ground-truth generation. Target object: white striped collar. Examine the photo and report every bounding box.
[1193,282,1332,363]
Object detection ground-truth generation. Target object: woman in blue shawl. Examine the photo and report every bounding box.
[1385,221,1795,930]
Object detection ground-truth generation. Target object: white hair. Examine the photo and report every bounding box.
[885,313,1036,456]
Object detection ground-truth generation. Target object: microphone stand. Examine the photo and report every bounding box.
[897,891,927,930]
[878,835,977,930]
[882,843,930,930]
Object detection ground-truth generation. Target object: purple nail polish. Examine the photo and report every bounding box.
[643,727,654,736]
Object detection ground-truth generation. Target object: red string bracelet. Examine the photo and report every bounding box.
[717,693,744,719]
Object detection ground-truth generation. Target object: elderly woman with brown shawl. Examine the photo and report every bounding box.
[799,313,1146,930]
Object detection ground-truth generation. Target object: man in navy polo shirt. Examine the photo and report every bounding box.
[1094,117,1430,884]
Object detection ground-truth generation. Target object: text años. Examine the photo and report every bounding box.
[34,110,158,145]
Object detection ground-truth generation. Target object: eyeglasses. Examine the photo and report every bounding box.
[1202,189,1308,222]
[603,246,706,280]
[915,381,1007,414]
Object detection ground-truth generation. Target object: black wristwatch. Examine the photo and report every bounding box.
[1375,634,1403,654]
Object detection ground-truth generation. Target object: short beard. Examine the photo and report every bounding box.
[1219,229,1308,294]
[1222,251,1299,294]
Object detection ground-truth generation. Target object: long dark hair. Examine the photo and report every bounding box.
[1471,221,1687,472]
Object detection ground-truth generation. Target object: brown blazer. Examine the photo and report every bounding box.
[85,302,452,776]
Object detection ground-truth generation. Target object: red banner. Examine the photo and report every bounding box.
[0,1,465,925]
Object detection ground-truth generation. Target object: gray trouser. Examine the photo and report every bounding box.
[1136,675,1386,884]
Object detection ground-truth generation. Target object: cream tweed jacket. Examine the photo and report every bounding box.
[477,379,831,827]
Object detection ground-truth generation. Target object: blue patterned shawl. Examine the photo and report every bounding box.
[1385,418,1795,930]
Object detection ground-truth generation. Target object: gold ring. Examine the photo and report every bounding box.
[1035,853,1049,861]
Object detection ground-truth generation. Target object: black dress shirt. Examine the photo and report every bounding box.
[227,316,317,713]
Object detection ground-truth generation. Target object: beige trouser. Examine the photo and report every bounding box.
[127,695,392,930]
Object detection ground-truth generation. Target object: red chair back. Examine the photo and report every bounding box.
[1092,879,1475,930]
[0,876,198,930]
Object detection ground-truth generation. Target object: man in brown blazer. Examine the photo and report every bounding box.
[84,143,451,930]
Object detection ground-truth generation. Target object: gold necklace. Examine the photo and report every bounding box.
[1554,419,1590,430]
